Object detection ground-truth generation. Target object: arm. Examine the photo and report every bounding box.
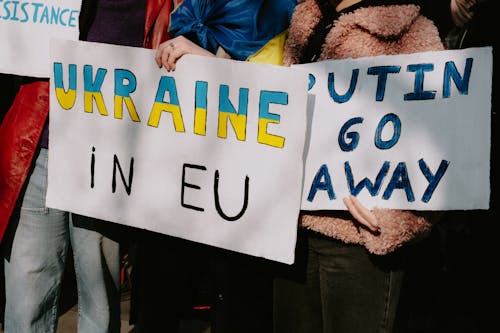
[343,195,380,233]
[342,195,442,236]
[450,0,476,27]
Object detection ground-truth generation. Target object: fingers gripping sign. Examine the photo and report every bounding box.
[343,195,380,234]
[155,36,216,71]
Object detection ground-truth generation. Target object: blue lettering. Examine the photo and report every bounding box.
[154,76,180,104]
[367,65,401,101]
[84,65,107,93]
[443,58,472,98]
[68,9,78,27]
[308,74,316,91]
[219,85,249,116]
[328,69,358,103]
[19,2,28,22]
[382,162,415,201]
[338,117,363,152]
[2,1,11,20]
[59,8,68,26]
[50,6,60,25]
[10,0,19,21]
[307,164,336,202]
[419,159,449,203]
[374,113,401,150]
[31,2,43,22]
[40,5,49,23]
[404,63,436,100]
[345,161,389,196]
[114,69,137,97]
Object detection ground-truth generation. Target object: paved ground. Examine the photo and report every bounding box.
[56,296,133,333]
[55,297,211,333]
[0,298,210,333]
[53,290,211,333]
[0,267,211,333]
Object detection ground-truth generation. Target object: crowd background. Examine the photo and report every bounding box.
[0,0,498,332]
[395,1,499,332]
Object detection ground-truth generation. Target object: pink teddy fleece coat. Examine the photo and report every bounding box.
[285,1,445,255]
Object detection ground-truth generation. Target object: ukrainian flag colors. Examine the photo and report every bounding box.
[54,62,77,110]
[194,81,208,136]
[217,85,248,141]
[114,69,140,122]
[147,76,185,132]
[53,64,288,149]
[83,65,108,116]
[258,91,287,148]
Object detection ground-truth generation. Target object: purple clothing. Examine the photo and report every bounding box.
[86,0,147,47]
[40,0,147,148]
[40,120,49,148]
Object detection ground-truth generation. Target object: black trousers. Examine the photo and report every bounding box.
[130,230,278,333]
[274,230,406,333]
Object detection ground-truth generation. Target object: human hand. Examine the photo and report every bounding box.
[155,36,215,71]
[343,195,380,233]
[450,0,476,27]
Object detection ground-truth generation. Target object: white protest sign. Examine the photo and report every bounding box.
[0,0,80,77]
[300,47,492,211]
[47,39,309,264]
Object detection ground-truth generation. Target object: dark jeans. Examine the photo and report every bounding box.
[274,230,406,333]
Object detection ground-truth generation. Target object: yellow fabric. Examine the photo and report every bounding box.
[247,31,287,65]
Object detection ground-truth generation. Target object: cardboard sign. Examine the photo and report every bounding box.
[0,0,81,77]
[47,40,492,263]
[47,39,309,264]
[299,47,492,210]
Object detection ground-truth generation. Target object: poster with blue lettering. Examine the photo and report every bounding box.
[46,39,309,264]
[300,47,493,211]
[0,0,80,77]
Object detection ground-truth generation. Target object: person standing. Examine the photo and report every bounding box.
[0,1,179,332]
[273,1,445,332]
[131,1,297,332]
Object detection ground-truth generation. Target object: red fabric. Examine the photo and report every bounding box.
[144,0,181,49]
[0,82,49,240]
[0,1,176,242]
